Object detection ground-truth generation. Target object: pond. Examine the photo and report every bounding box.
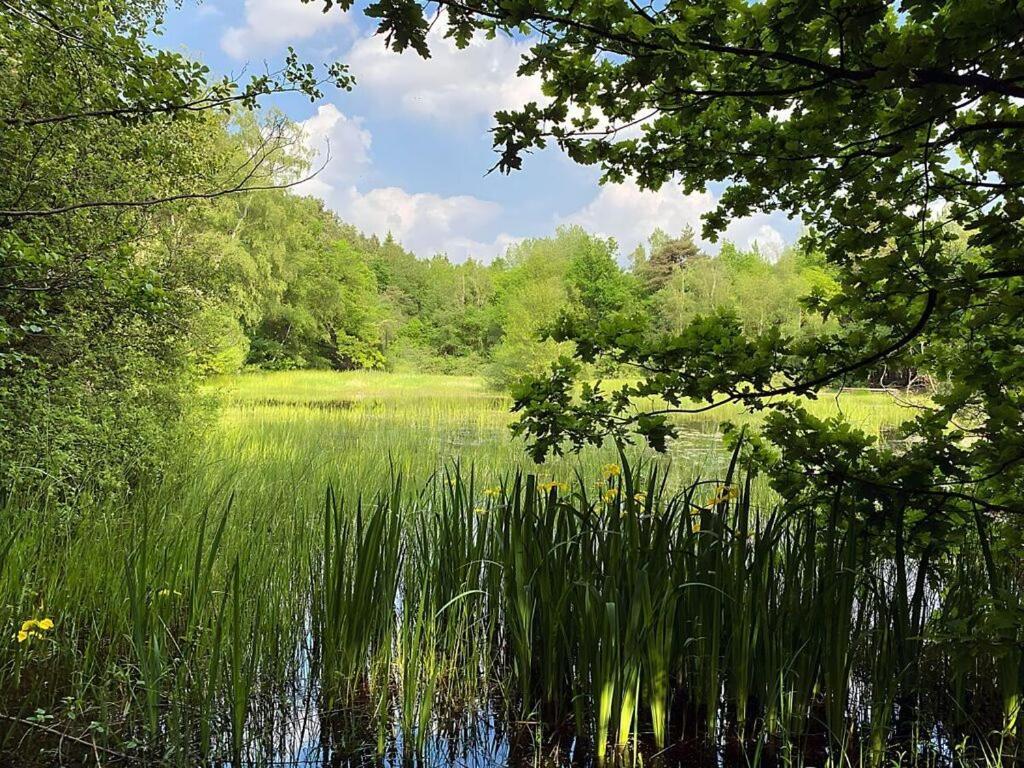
[7,373,1006,768]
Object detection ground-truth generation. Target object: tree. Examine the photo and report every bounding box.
[486,228,582,388]
[564,231,634,318]
[0,0,346,490]
[343,0,1023,505]
[336,2,1024,692]
[636,226,704,293]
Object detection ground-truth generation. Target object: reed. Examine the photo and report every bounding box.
[0,371,1016,768]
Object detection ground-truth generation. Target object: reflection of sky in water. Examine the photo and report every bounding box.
[279,711,518,768]
[186,383,918,767]
[231,676,594,768]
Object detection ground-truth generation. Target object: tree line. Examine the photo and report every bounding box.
[1,98,830,494]
[179,118,837,389]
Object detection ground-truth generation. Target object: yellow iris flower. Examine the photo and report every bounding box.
[16,617,54,643]
[538,480,569,493]
[706,485,738,506]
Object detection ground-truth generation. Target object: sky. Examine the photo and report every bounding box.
[158,0,799,263]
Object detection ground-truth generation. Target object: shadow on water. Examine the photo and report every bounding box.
[186,657,1001,768]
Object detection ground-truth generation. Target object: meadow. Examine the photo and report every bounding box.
[0,372,1016,767]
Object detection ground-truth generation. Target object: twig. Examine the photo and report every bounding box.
[0,714,130,760]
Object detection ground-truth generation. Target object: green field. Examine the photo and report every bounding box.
[207,370,909,495]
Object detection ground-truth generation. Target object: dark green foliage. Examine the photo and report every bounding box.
[0,5,222,491]
[357,2,1024,728]
[367,240,499,371]
[0,0,342,492]
[189,187,388,371]
[634,227,704,294]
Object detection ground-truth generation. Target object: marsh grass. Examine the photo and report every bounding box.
[0,371,1016,767]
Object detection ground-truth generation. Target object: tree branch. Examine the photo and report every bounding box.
[0,153,329,219]
[639,288,939,416]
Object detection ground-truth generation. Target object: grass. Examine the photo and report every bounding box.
[209,370,912,487]
[0,370,1017,767]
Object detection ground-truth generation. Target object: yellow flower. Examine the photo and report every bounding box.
[706,485,738,506]
[692,522,701,533]
[632,492,647,504]
[602,488,619,504]
[483,486,501,498]
[16,617,53,644]
[602,463,621,479]
[473,507,486,516]
[157,589,182,599]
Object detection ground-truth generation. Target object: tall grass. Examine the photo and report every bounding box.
[0,371,1016,767]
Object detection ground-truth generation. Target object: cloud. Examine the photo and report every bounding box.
[294,106,505,261]
[745,224,786,261]
[559,179,792,261]
[436,232,524,262]
[339,186,503,258]
[346,21,543,122]
[562,181,716,253]
[299,181,508,261]
[298,104,372,186]
[221,0,350,59]
[197,3,222,18]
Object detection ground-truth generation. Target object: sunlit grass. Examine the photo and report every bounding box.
[6,371,1003,768]
[200,371,917,506]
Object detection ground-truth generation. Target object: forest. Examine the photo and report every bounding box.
[1,106,840,492]
[1,1,1021,767]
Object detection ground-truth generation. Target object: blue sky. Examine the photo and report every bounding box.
[158,0,798,262]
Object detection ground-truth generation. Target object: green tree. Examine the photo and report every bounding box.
[362,0,1024,506]
[349,2,1024,700]
[0,0,344,491]
[564,232,634,318]
[653,243,835,341]
[636,226,705,293]
[486,228,579,388]
[365,235,502,371]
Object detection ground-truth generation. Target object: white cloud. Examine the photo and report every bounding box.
[340,186,502,258]
[346,21,543,122]
[439,232,524,262]
[221,0,350,59]
[289,99,794,264]
[297,104,372,185]
[197,3,222,18]
[745,224,785,261]
[293,106,505,260]
[300,180,508,261]
[562,181,716,251]
[560,179,792,260]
